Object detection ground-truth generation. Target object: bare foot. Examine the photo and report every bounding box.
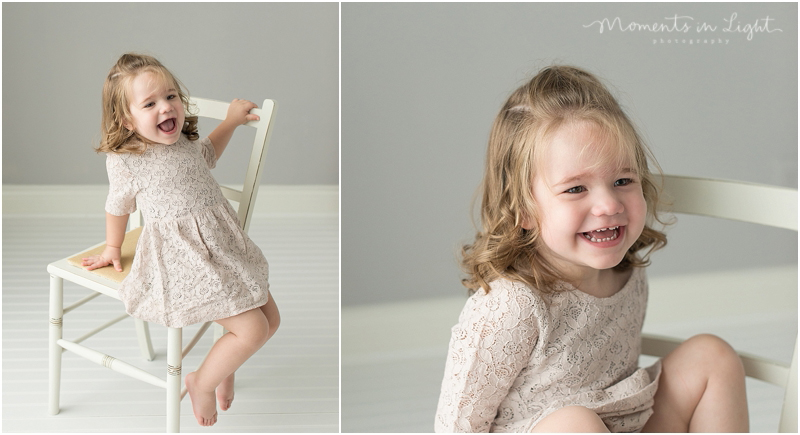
[184,372,218,426]
[217,373,235,411]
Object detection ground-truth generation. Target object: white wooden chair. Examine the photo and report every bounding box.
[642,174,798,432]
[47,97,277,432]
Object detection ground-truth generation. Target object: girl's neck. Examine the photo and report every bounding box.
[566,267,632,299]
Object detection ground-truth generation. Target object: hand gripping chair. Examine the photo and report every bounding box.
[47,97,276,432]
[641,175,798,432]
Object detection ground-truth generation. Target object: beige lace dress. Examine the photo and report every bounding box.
[435,267,660,433]
[104,135,270,328]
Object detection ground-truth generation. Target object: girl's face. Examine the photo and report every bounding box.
[525,120,646,280]
[123,71,185,145]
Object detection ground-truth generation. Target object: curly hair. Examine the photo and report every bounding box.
[96,53,198,154]
[461,66,669,294]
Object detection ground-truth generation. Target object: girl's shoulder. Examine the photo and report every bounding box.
[467,278,548,315]
[457,278,544,336]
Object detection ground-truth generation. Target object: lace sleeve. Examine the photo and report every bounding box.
[199,137,217,169]
[435,281,540,432]
[104,152,138,216]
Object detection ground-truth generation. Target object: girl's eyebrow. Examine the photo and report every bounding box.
[136,88,177,105]
[554,168,636,186]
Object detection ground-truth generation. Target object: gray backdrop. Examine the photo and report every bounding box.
[342,2,797,306]
[3,2,338,186]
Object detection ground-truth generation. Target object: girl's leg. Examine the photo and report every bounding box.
[531,406,609,433]
[185,306,270,426]
[216,294,280,411]
[642,334,748,432]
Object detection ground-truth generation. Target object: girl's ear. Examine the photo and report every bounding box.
[520,216,535,230]
[520,210,536,230]
[122,118,133,131]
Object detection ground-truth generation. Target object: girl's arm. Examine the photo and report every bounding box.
[207,98,261,159]
[82,212,129,272]
[434,283,540,433]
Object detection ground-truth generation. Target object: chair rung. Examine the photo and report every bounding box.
[71,313,130,345]
[739,351,790,387]
[182,322,212,358]
[63,292,102,315]
[57,339,167,389]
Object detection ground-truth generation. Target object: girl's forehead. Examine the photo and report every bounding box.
[128,71,173,101]
[536,120,635,183]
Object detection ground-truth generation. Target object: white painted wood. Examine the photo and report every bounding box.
[190,97,277,233]
[661,175,798,231]
[779,340,798,432]
[72,314,130,345]
[135,319,156,361]
[182,322,212,359]
[166,328,182,433]
[48,274,64,416]
[56,340,167,389]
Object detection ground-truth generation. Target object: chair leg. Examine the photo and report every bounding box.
[166,327,182,433]
[213,323,227,342]
[779,338,798,432]
[48,275,64,416]
[135,319,156,361]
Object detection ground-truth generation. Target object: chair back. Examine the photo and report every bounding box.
[129,98,277,233]
[655,174,798,432]
[661,175,797,231]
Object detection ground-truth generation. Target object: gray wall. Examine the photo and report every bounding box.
[342,3,797,305]
[3,2,338,186]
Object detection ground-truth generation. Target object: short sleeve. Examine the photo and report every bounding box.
[199,137,217,169]
[104,153,138,216]
[435,281,541,433]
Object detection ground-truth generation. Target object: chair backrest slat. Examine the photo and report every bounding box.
[661,175,798,231]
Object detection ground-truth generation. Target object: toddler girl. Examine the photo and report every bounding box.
[435,66,748,432]
[82,53,280,427]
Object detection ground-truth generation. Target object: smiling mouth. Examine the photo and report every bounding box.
[581,226,621,243]
[158,118,177,133]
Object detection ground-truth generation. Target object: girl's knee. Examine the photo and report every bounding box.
[681,334,745,378]
[261,299,280,340]
[267,308,280,339]
[532,406,608,433]
[235,310,270,350]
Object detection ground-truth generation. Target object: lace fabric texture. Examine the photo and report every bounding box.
[435,267,660,433]
[105,135,270,328]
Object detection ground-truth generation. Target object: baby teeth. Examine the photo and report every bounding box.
[582,226,619,243]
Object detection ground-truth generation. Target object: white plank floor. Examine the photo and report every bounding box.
[3,211,339,432]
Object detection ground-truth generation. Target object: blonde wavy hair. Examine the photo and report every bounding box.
[461,65,669,294]
[97,53,198,154]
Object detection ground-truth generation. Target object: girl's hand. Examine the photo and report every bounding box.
[82,246,123,272]
[225,98,260,126]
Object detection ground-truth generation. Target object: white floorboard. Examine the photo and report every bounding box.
[3,212,339,433]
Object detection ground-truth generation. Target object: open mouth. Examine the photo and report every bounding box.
[581,226,621,243]
[157,118,177,134]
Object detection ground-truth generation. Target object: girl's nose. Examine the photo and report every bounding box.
[159,100,174,113]
[591,189,624,216]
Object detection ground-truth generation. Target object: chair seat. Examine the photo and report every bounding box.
[65,226,142,283]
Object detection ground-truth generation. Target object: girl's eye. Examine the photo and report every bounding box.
[167,94,176,100]
[565,186,586,194]
[615,178,633,187]
[144,102,154,108]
